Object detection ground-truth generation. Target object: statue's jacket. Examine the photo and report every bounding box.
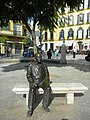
[26,62,49,87]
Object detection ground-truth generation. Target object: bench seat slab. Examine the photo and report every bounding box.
[12,82,88,105]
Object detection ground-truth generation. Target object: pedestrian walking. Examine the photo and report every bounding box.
[72,47,77,58]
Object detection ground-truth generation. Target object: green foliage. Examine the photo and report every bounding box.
[0,36,8,46]
[0,0,82,51]
[22,38,30,45]
[0,0,82,32]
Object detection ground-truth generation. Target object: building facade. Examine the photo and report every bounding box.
[42,0,90,53]
[0,20,28,55]
[0,0,90,55]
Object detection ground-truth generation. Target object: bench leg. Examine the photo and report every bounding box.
[89,62,90,71]
[66,93,74,104]
[26,94,28,106]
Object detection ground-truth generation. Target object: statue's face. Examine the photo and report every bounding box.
[35,53,42,63]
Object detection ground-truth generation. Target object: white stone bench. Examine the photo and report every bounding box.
[12,82,88,105]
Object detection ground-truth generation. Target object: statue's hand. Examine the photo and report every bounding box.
[27,78,33,83]
[30,82,37,88]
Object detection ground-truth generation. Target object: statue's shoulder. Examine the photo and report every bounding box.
[42,62,47,67]
[28,61,35,67]
[42,62,46,64]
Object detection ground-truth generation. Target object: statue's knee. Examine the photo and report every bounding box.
[46,86,51,92]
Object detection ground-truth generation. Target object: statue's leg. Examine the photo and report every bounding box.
[42,86,51,112]
[27,87,35,117]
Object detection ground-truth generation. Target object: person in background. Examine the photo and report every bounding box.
[72,47,77,58]
[7,47,10,57]
[47,49,52,59]
[55,49,59,59]
[85,47,90,62]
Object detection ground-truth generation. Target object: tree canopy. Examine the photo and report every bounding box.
[0,0,82,52]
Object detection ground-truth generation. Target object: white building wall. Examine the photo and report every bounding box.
[84,0,88,9]
[84,10,88,23]
[74,13,78,25]
[42,0,90,52]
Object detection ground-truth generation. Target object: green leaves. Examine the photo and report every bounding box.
[22,38,30,45]
[0,36,8,46]
[0,0,82,31]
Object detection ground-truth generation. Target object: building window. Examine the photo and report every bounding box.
[68,29,74,39]
[50,43,54,51]
[14,24,22,36]
[77,27,84,39]
[15,43,22,54]
[58,17,65,27]
[59,29,64,40]
[50,31,53,40]
[61,7,65,14]
[77,14,84,24]
[68,15,74,26]
[70,7,74,12]
[88,0,90,8]
[78,0,84,10]
[45,31,47,41]
[87,12,90,23]
[87,27,90,38]
[45,43,47,51]
[23,29,27,36]
[0,23,10,31]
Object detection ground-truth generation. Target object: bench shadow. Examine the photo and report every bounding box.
[23,94,44,112]
[74,93,84,97]
[23,92,84,113]
[49,93,84,105]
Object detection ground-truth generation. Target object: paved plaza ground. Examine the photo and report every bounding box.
[0,54,90,120]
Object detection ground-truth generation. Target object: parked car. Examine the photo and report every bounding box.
[23,47,34,57]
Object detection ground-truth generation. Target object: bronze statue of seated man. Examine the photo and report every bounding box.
[26,52,51,117]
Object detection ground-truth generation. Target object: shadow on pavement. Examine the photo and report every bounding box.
[1,59,90,72]
[24,92,84,115]
[1,62,29,72]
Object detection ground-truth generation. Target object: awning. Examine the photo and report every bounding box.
[55,41,63,46]
[82,40,90,45]
[56,40,74,46]
[73,41,79,50]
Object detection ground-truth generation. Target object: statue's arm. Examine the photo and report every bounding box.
[26,64,37,87]
[26,64,33,83]
[44,63,50,81]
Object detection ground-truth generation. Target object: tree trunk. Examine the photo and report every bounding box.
[25,21,38,54]
[32,30,37,54]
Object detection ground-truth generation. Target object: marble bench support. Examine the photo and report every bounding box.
[12,82,88,105]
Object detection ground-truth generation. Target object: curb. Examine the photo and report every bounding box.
[0,59,20,63]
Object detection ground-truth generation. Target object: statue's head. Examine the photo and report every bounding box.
[34,52,42,63]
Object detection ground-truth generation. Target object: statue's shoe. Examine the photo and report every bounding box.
[43,106,50,112]
[27,110,33,117]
